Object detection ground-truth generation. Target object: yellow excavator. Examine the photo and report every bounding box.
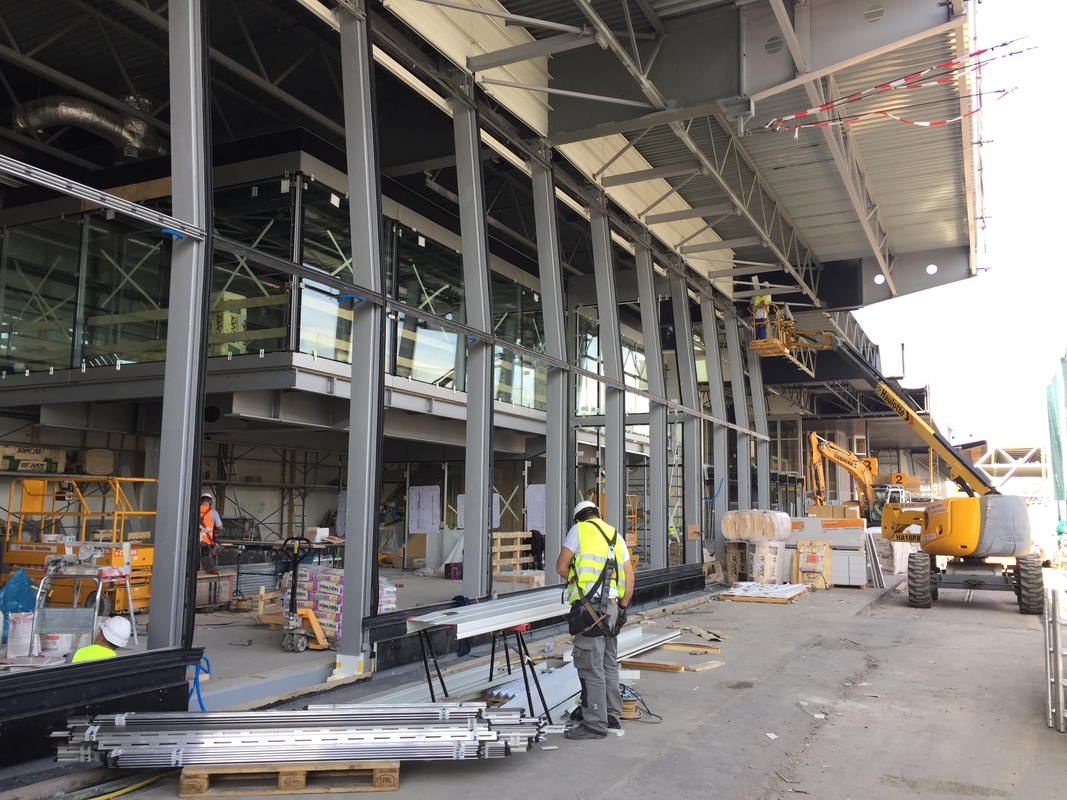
[875,382,1043,613]
[806,432,911,527]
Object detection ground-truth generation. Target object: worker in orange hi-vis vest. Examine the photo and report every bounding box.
[198,492,223,575]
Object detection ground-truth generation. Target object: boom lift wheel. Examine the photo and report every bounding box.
[1015,554,1044,615]
[907,551,933,608]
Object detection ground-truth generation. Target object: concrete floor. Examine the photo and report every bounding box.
[26,569,1059,800]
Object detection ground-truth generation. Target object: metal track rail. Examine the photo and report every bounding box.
[1046,588,1066,733]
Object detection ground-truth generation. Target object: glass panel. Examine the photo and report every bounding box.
[575,312,603,416]
[494,347,547,411]
[82,214,172,366]
[300,179,352,278]
[209,249,289,356]
[213,179,293,261]
[622,335,649,415]
[1,212,175,372]
[668,421,685,565]
[299,281,353,363]
[1,216,83,372]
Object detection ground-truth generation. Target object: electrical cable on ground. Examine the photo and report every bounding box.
[66,770,171,800]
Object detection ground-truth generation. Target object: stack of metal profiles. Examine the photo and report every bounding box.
[54,703,556,767]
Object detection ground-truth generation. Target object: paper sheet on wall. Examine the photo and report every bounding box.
[408,486,441,534]
[525,484,546,533]
[456,493,500,530]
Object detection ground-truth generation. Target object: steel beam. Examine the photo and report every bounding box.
[680,236,762,255]
[337,0,385,676]
[452,88,494,600]
[467,31,598,73]
[601,160,703,187]
[149,0,211,651]
[670,273,703,563]
[725,315,751,509]
[747,342,770,509]
[645,202,737,225]
[635,244,668,570]
[701,298,728,566]
[589,203,626,529]
[531,156,569,580]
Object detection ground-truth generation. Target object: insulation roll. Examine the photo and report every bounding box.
[721,511,739,540]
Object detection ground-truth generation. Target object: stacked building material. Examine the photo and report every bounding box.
[54,703,555,766]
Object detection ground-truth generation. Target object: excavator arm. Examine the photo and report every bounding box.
[807,432,875,513]
[874,382,997,497]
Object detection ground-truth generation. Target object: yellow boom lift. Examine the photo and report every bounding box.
[875,383,1042,613]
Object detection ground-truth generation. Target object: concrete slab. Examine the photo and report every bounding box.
[28,573,1067,798]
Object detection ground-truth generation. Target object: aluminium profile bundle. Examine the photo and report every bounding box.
[56,702,553,768]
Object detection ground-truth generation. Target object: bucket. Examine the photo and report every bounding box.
[41,634,62,651]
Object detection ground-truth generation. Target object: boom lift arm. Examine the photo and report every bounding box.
[874,382,996,497]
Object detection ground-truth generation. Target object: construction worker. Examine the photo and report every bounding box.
[71,616,131,663]
[199,492,223,575]
[556,500,635,740]
[752,294,771,339]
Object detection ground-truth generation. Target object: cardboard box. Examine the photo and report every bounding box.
[724,541,749,583]
[404,533,427,568]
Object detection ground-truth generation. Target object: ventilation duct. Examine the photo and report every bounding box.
[12,95,168,160]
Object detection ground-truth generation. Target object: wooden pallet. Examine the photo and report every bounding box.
[492,569,545,589]
[718,582,807,604]
[178,760,400,796]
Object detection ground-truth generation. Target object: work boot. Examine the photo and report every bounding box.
[564,723,607,740]
[608,716,621,729]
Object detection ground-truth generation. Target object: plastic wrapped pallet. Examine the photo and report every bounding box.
[748,541,788,584]
[722,511,740,540]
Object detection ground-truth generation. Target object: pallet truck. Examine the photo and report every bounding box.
[280,536,330,653]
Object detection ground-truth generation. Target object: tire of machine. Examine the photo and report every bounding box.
[282,633,294,651]
[293,634,308,653]
[1016,554,1044,615]
[84,591,114,617]
[907,551,933,608]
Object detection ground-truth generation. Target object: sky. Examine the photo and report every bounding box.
[851,0,1066,445]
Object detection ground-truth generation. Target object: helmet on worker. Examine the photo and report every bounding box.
[200,492,213,506]
[572,500,599,522]
[100,616,132,648]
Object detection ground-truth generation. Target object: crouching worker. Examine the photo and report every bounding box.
[72,616,132,663]
[556,500,635,740]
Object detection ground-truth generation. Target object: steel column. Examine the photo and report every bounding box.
[701,298,729,565]
[149,0,211,650]
[589,204,625,529]
[530,156,569,579]
[338,2,386,675]
[635,245,667,569]
[452,87,494,600]
[747,343,770,509]
[725,316,751,510]
[670,274,702,563]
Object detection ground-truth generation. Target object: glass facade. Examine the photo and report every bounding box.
[0,178,553,412]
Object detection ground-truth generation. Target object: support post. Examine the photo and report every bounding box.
[149,0,211,650]
[636,245,668,569]
[701,298,729,567]
[530,155,569,581]
[670,274,703,564]
[337,1,386,677]
[589,203,625,530]
[725,316,752,509]
[453,87,494,600]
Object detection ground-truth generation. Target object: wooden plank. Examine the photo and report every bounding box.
[618,659,685,672]
[179,760,399,797]
[656,641,721,655]
[686,659,725,672]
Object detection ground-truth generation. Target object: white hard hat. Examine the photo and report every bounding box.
[200,492,213,502]
[572,500,598,520]
[100,616,132,648]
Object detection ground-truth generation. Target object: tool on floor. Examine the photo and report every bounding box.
[280,537,329,653]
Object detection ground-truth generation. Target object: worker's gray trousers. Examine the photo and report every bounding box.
[572,607,621,735]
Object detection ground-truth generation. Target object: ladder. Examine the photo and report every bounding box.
[1045,587,1066,732]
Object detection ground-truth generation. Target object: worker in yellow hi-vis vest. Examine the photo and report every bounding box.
[556,500,634,740]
